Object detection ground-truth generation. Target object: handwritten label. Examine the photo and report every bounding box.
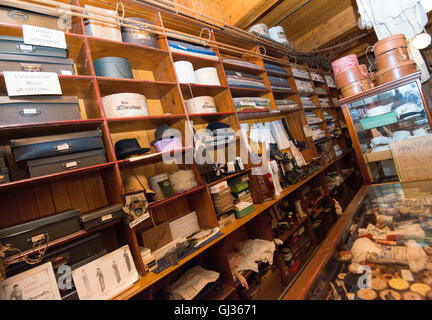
[22,25,66,49]
[4,72,62,96]
[391,135,432,181]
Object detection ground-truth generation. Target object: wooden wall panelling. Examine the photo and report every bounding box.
[198,241,234,286]
[13,187,39,222]
[66,177,90,213]
[0,192,20,228]
[33,183,56,217]
[50,180,73,212]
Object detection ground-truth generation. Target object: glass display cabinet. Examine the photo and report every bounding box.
[339,72,432,184]
[282,180,432,300]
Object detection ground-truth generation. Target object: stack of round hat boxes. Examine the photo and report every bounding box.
[332,34,417,99]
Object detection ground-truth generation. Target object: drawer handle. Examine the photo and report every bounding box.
[19,109,41,116]
[54,143,71,152]
[8,10,28,21]
[62,160,80,169]
[27,233,47,245]
[16,43,35,53]
[20,63,41,72]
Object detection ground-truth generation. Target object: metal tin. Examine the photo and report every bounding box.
[0,96,81,125]
[121,17,159,48]
[0,5,65,30]
[195,67,221,86]
[11,129,104,161]
[0,209,81,255]
[93,57,133,79]
[79,204,123,230]
[185,96,217,114]
[0,36,68,58]
[27,149,106,177]
[174,60,197,84]
[0,53,74,74]
[101,92,148,118]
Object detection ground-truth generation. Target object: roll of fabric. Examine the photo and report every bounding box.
[195,67,221,86]
[174,60,197,84]
[94,57,133,79]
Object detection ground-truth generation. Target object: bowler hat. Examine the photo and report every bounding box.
[115,138,150,160]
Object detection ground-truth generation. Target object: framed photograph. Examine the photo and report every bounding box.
[0,262,61,300]
[72,245,138,300]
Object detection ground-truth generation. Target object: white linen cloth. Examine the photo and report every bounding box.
[356,0,430,82]
[235,239,276,273]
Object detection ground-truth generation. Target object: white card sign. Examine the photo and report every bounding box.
[4,72,62,96]
[22,25,67,49]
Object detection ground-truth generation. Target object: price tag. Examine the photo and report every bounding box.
[23,108,37,114]
[22,25,66,49]
[4,72,62,96]
[101,214,113,222]
[65,161,77,168]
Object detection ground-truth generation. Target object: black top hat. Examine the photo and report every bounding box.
[151,125,179,145]
[206,121,230,132]
[115,138,150,160]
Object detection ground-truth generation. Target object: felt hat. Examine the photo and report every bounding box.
[115,138,150,160]
[125,175,155,194]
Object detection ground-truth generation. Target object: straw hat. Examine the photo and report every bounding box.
[125,175,155,194]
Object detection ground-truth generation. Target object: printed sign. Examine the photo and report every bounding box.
[22,25,67,49]
[4,72,62,96]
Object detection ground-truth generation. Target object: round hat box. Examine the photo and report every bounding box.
[121,17,159,48]
[195,67,221,86]
[335,65,367,88]
[269,26,290,46]
[332,54,359,75]
[102,92,148,118]
[374,60,417,86]
[248,23,270,37]
[94,57,133,79]
[340,78,372,98]
[185,96,217,114]
[174,60,197,84]
[373,34,407,57]
[375,47,409,71]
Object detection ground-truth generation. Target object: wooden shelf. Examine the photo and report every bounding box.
[223,61,265,75]
[117,147,193,166]
[278,217,308,243]
[171,51,221,66]
[206,168,251,187]
[229,87,270,95]
[149,184,205,209]
[0,162,115,190]
[0,118,104,132]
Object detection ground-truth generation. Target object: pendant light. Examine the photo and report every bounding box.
[413,31,432,49]
[421,0,432,12]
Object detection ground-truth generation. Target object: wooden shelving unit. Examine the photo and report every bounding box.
[0,0,362,301]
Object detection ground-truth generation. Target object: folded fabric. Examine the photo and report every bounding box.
[268,76,289,84]
[223,57,263,70]
[168,40,218,60]
[166,265,220,300]
[228,82,267,90]
[225,70,263,81]
[264,62,287,75]
[235,239,276,273]
[292,67,310,79]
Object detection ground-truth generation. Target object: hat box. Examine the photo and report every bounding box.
[174,60,197,84]
[0,209,81,255]
[268,26,290,46]
[93,57,133,79]
[152,137,183,153]
[101,92,148,118]
[375,47,409,70]
[121,17,159,48]
[0,36,68,58]
[374,61,417,86]
[340,78,372,98]
[373,34,407,57]
[11,129,104,161]
[27,149,107,177]
[195,67,221,86]
[335,65,368,89]
[84,5,122,42]
[332,54,359,75]
[248,23,270,38]
[0,53,74,74]
[185,96,217,114]
[0,96,81,125]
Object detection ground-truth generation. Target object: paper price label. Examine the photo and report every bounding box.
[65,161,78,168]
[303,125,313,138]
[101,214,113,222]
[22,25,66,49]
[4,72,62,96]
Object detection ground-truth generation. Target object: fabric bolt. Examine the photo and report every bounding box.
[225,70,263,81]
[223,57,262,70]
